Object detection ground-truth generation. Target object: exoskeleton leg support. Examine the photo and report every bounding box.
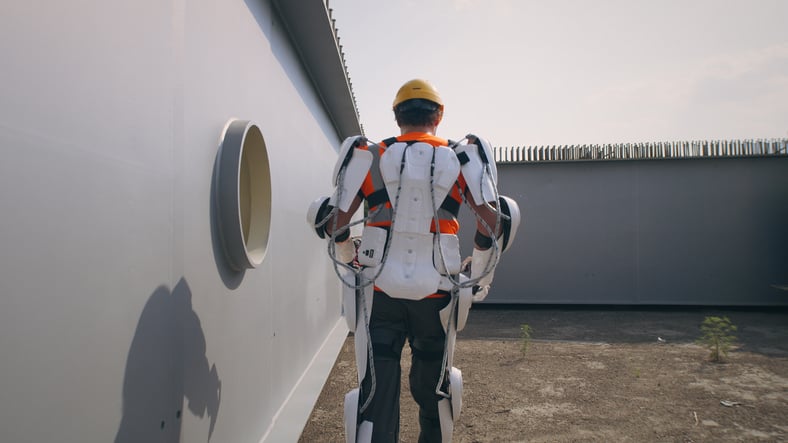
[437,367,463,442]
[343,269,375,443]
[344,388,373,443]
[434,283,473,442]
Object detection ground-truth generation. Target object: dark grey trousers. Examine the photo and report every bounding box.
[357,291,450,443]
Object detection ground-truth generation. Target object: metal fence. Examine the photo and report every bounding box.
[493,138,788,163]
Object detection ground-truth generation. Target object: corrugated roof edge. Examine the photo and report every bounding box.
[271,0,363,139]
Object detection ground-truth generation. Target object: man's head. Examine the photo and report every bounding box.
[392,79,444,130]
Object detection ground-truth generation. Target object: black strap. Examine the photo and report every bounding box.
[439,195,460,216]
[366,188,390,208]
[477,143,489,164]
[456,151,470,165]
[381,137,398,147]
[499,197,511,250]
[475,231,493,249]
[382,137,424,148]
[334,229,350,242]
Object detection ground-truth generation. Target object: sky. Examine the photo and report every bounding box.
[329,0,788,148]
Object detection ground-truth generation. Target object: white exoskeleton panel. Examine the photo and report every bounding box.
[435,276,473,442]
[454,136,498,205]
[373,142,462,300]
[470,246,500,302]
[437,368,462,443]
[343,267,376,443]
[344,388,373,443]
[356,226,387,268]
[330,136,373,212]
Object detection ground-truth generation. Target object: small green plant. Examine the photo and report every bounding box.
[520,324,533,357]
[697,316,738,362]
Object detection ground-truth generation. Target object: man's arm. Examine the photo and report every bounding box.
[467,192,500,246]
[307,135,371,265]
[326,195,362,239]
[464,188,521,301]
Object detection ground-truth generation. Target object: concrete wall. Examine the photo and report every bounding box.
[462,157,788,306]
[0,1,346,442]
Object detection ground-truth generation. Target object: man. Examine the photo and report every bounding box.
[307,79,520,442]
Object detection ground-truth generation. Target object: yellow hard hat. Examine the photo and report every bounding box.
[392,79,444,110]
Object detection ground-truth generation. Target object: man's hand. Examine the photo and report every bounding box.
[472,285,490,302]
[470,247,498,302]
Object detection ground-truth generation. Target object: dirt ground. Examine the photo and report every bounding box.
[300,307,788,442]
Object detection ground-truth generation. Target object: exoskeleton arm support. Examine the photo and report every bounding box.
[469,195,521,301]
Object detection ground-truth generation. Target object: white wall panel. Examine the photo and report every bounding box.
[0,1,175,441]
[0,0,346,442]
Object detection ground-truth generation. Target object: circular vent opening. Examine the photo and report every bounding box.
[215,119,271,270]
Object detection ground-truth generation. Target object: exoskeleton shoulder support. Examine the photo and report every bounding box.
[330,135,373,212]
[453,135,498,204]
[306,135,372,244]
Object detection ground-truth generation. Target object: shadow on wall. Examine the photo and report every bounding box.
[115,279,221,443]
